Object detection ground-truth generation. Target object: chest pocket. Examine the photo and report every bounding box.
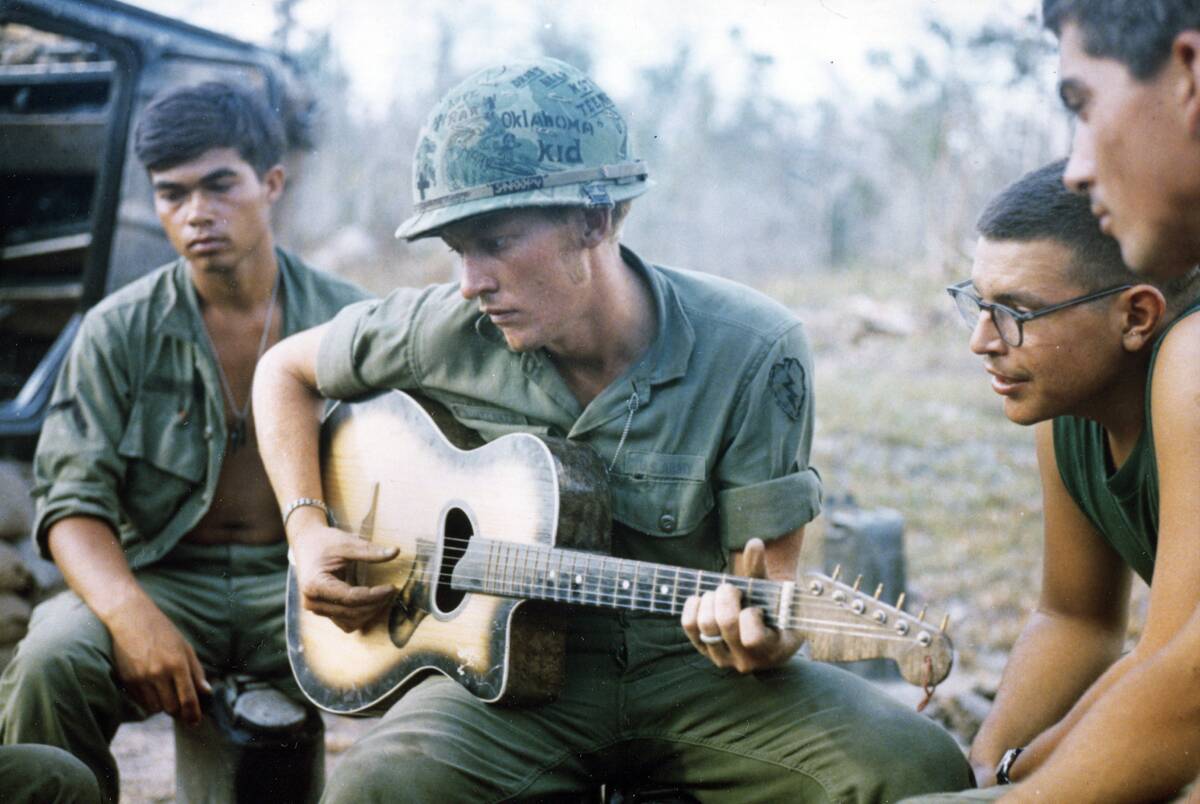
[448,403,553,439]
[609,450,714,538]
[117,386,207,537]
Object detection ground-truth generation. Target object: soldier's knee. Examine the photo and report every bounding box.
[323,740,471,804]
[859,715,970,798]
[0,744,101,804]
[323,747,413,803]
[6,632,95,693]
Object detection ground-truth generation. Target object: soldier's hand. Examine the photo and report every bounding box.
[106,596,210,726]
[682,538,804,673]
[292,523,398,633]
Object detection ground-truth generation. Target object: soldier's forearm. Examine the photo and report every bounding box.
[1008,621,1200,802]
[46,516,149,624]
[252,326,328,534]
[971,609,1123,773]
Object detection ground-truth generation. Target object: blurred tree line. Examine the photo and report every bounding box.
[272,3,1068,287]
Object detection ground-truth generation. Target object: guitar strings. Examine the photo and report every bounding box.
[350,533,940,641]
[381,534,925,620]
[322,474,923,622]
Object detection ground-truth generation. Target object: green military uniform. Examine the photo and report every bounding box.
[315,246,970,803]
[0,745,101,803]
[0,249,367,803]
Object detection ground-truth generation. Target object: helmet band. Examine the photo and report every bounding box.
[412,160,648,214]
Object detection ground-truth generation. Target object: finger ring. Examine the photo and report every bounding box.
[699,632,724,646]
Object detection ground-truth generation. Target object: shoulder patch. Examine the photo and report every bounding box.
[768,357,806,421]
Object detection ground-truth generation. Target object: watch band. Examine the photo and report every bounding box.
[281,497,335,529]
[995,746,1025,785]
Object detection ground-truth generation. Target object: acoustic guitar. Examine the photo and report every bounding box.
[286,390,953,715]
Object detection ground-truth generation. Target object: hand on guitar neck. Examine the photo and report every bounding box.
[682,536,806,673]
[288,511,399,633]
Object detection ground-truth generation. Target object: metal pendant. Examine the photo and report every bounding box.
[229,417,247,451]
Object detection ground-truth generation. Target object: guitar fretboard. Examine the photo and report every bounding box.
[451,538,789,628]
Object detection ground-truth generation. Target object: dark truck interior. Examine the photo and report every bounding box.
[0,26,115,444]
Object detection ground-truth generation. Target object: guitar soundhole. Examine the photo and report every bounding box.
[434,506,473,615]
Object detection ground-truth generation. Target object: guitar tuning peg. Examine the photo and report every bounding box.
[852,575,863,592]
[940,614,950,633]
[894,592,906,611]
[873,583,883,600]
[918,605,928,622]
[831,565,842,581]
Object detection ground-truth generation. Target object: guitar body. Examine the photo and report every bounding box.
[286,390,612,715]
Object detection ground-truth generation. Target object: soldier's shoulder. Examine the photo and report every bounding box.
[653,262,801,341]
[85,260,180,323]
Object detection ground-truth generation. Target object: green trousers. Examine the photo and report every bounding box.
[0,744,101,803]
[0,541,295,804]
[323,612,972,804]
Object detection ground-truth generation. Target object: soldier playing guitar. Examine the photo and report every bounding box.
[254,57,969,803]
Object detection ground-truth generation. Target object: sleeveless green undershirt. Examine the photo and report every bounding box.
[1052,296,1200,584]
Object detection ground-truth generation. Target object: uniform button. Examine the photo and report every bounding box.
[658,514,676,533]
[203,426,214,440]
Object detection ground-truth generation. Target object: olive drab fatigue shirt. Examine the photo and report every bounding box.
[316,246,821,572]
[32,249,369,569]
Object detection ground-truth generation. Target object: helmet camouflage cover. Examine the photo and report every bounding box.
[395,57,650,240]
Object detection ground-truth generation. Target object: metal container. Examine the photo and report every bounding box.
[174,677,325,804]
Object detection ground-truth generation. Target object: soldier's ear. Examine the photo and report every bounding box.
[579,207,612,248]
[263,164,286,203]
[1119,285,1167,352]
[1171,31,1200,138]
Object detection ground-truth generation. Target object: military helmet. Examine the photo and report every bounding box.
[395,57,650,240]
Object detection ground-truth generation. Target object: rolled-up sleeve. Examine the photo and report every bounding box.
[315,299,378,399]
[316,288,432,400]
[716,322,822,550]
[31,312,132,558]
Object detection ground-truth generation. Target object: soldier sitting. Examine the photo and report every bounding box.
[0,81,367,802]
[907,160,1200,803]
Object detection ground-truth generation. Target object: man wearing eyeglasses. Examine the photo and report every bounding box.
[959,2,1200,801]
[919,160,1200,803]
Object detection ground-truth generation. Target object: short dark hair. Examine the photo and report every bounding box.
[1043,0,1200,80]
[977,159,1133,289]
[134,81,286,175]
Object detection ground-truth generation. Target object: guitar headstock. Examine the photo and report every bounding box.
[792,569,953,687]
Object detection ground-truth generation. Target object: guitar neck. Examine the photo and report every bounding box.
[450,537,954,688]
[452,538,794,627]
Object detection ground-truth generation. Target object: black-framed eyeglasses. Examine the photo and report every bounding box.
[945,279,1133,347]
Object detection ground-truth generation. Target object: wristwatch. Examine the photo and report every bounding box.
[995,746,1024,785]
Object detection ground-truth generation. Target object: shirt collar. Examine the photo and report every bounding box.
[155,258,194,340]
[621,244,693,386]
[156,248,295,341]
